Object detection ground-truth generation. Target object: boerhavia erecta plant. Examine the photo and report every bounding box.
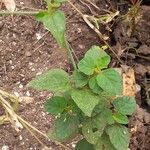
[28,45,136,150]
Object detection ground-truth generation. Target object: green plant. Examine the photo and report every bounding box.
[35,0,77,70]
[28,45,136,150]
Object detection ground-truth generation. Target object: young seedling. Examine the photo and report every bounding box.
[28,45,136,150]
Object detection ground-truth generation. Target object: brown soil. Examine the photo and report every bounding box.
[0,0,150,150]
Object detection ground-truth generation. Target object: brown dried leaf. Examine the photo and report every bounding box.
[2,0,16,11]
[122,65,136,97]
[114,67,137,96]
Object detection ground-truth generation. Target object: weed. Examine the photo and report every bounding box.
[28,45,136,150]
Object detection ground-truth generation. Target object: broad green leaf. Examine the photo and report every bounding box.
[94,133,116,150]
[75,139,95,150]
[28,69,70,93]
[48,114,79,142]
[82,118,105,144]
[68,100,85,122]
[82,120,102,144]
[85,46,110,68]
[44,96,67,115]
[106,124,130,150]
[95,108,114,125]
[92,91,115,116]
[78,46,110,75]
[89,76,103,94]
[113,113,129,124]
[92,100,107,116]
[92,92,114,116]
[78,57,96,75]
[72,71,88,88]
[113,96,136,115]
[63,90,72,100]
[99,91,115,102]
[36,10,66,48]
[97,68,122,95]
[71,89,100,117]
[82,108,114,144]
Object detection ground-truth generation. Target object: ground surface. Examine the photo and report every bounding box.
[0,0,150,150]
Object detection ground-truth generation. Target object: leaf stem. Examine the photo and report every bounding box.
[65,40,77,70]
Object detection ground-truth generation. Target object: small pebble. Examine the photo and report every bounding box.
[1,145,9,150]
[29,62,33,66]
[14,91,19,97]
[19,84,23,89]
[20,2,24,5]
[71,143,76,148]
[36,72,42,76]
[25,51,32,57]
[9,60,12,64]
[36,33,42,40]
[31,68,35,71]
[11,66,15,69]
[26,91,30,97]
[19,135,23,140]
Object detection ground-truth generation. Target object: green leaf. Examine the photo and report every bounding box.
[36,10,66,48]
[89,76,103,94]
[106,124,130,150]
[97,68,122,95]
[92,91,115,116]
[113,113,129,124]
[82,108,114,144]
[48,114,79,142]
[75,139,95,150]
[78,46,110,75]
[92,100,106,116]
[36,11,48,21]
[113,96,136,115]
[28,69,70,93]
[96,108,114,125]
[68,100,85,122]
[71,89,100,117]
[78,57,96,75]
[44,96,67,115]
[72,71,88,88]
[101,109,115,125]
[82,120,102,145]
[82,118,105,144]
[94,133,116,150]
[85,46,110,69]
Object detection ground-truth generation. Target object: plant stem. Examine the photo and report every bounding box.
[0,11,39,15]
[65,40,77,70]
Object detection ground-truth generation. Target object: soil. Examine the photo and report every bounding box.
[0,0,150,150]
